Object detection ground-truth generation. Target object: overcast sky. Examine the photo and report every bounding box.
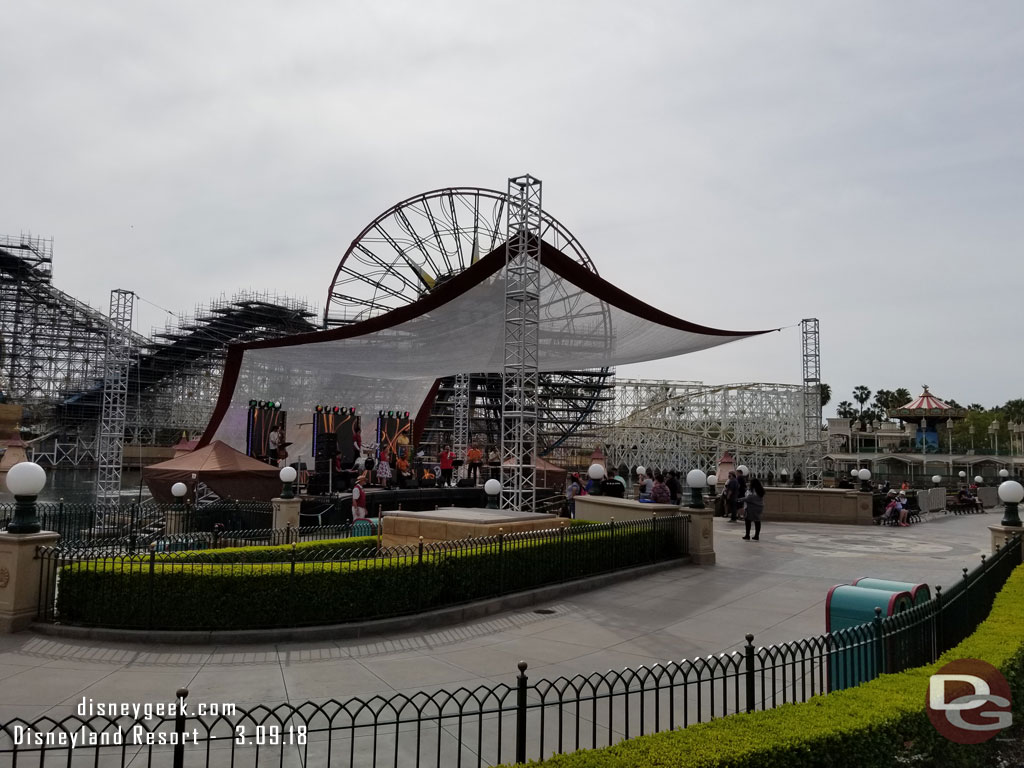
[3,2,1021,415]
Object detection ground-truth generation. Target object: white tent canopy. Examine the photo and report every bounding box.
[200,241,778,459]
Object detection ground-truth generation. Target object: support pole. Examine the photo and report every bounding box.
[500,175,542,513]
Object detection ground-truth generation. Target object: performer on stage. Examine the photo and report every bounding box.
[439,445,455,487]
[466,444,483,484]
[376,451,393,489]
[267,426,281,466]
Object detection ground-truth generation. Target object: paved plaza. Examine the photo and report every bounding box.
[0,512,998,723]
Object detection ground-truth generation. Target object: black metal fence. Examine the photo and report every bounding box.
[36,515,690,630]
[0,499,275,546]
[6,536,1020,768]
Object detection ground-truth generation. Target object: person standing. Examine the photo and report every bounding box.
[439,445,456,487]
[566,472,584,518]
[267,426,280,466]
[725,471,739,522]
[466,444,483,484]
[651,473,671,504]
[351,472,369,520]
[600,472,626,498]
[741,478,766,540]
[665,470,682,505]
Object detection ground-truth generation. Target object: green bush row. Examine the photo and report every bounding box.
[509,561,1024,768]
[57,521,684,630]
[155,536,380,563]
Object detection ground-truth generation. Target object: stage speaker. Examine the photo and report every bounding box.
[456,478,476,488]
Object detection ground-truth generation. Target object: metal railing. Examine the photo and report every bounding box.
[6,534,1019,768]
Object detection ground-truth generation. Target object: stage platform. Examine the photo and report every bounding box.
[297,486,561,526]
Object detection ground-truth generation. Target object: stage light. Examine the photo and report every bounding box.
[249,400,257,408]
[404,411,410,419]
[333,406,340,414]
[315,405,322,412]
[350,407,355,414]
[388,411,393,417]
[274,401,281,409]
[378,410,384,417]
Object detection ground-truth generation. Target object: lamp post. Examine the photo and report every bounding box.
[974,475,984,487]
[932,474,942,487]
[484,478,501,509]
[998,480,1023,527]
[969,423,975,453]
[920,418,927,480]
[780,468,789,485]
[171,481,188,535]
[4,461,47,534]
[857,468,872,493]
[990,419,1000,456]
[588,463,605,495]
[707,473,718,497]
[686,469,707,509]
[279,466,297,500]
[958,470,966,490]
[946,416,953,460]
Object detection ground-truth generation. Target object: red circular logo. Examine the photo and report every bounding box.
[926,658,1012,744]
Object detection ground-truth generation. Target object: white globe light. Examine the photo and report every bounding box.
[588,463,605,480]
[858,468,871,481]
[636,465,646,477]
[999,469,1009,478]
[998,480,1024,504]
[736,465,749,477]
[780,468,789,475]
[707,474,718,487]
[974,476,983,484]
[686,469,707,488]
[932,475,942,484]
[171,482,188,498]
[5,461,47,496]
[279,466,297,483]
[850,469,859,478]
[958,471,966,479]
[484,478,502,496]
[274,401,282,408]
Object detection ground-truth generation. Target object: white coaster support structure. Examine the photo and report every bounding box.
[500,174,542,513]
[95,289,135,513]
[801,317,824,487]
[452,372,470,481]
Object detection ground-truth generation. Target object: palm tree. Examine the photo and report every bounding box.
[892,388,911,407]
[853,386,872,417]
[819,383,832,408]
[873,389,894,418]
[837,401,857,419]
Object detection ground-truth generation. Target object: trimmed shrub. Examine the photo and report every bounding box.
[56,519,685,630]
[155,536,380,563]
[505,563,1024,768]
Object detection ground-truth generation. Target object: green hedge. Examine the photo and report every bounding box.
[508,562,1024,768]
[155,536,380,563]
[57,520,684,630]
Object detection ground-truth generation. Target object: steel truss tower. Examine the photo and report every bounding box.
[95,289,134,509]
[452,372,470,480]
[801,318,823,487]
[500,175,542,513]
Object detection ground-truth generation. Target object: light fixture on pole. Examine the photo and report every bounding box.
[686,469,707,509]
[999,468,1009,481]
[946,417,953,457]
[990,419,1000,456]
[736,465,749,478]
[279,466,297,499]
[998,480,1023,527]
[974,475,984,486]
[484,478,502,509]
[857,467,872,493]
[969,423,975,453]
[932,474,942,487]
[4,461,47,534]
[707,474,718,494]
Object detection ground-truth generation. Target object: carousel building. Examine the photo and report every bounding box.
[824,387,1019,485]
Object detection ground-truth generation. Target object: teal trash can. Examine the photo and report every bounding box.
[352,518,378,538]
[851,577,930,605]
[826,585,914,690]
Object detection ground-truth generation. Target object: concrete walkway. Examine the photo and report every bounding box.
[0,512,998,723]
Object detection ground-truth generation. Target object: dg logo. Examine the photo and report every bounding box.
[927,658,1012,744]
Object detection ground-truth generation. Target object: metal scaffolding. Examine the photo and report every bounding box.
[801,318,824,487]
[601,379,812,479]
[1,236,318,466]
[500,175,542,513]
[95,289,135,509]
[452,372,470,480]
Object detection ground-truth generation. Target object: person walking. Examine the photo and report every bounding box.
[741,478,766,540]
[725,471,739,522]
[566,472,584,518]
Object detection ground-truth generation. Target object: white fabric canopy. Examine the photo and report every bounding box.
[201,241,778,459]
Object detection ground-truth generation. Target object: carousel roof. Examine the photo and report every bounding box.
[889,386,965,420]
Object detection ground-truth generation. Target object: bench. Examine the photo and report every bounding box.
[944,500,984,515]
